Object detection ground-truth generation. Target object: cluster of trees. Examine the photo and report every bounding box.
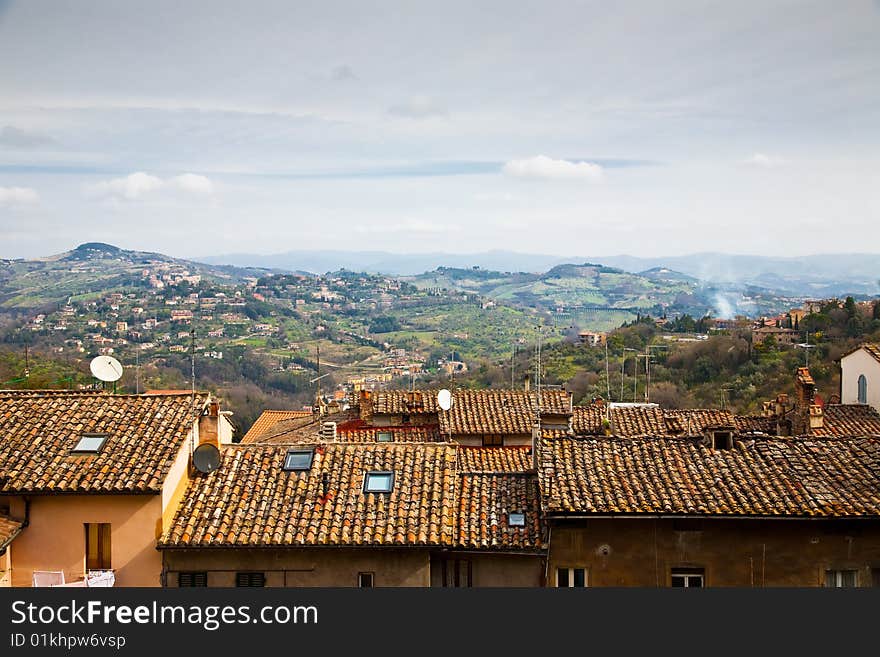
[368,315,401,333]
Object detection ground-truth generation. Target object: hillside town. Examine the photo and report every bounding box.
[2,340,880,588]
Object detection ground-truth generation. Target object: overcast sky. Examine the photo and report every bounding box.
[1,0,879,260]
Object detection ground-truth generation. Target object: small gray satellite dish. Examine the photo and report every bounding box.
[90,355,123,382]
[192,443,221,474]
[437,388,453,411]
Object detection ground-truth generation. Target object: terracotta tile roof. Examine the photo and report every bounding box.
[734,415,777,434]
[0,514,23,549]
[239,410,354,445]
[241,410,313,443]
[574,405,735,437]
[336,424,443,443]
[810,404,880,437]
[611,406,666,436]
[439,389,571,436]
[664,410,736,434]
[456,473,546,551]
[572,405,605,434]
[840,342,880,364]
[160,443,458,548]
[0,391,206,494]
[370,390,440,415]
[457,446,533,473]
[539,435,880,517]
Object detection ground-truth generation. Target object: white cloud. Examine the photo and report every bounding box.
[86,171,163,200]
[387,95,448,119]
[502,155,605,182]
[86,171,214,200]
[354,219,460,234]
[743,153,787,168]
[170,173,214,195]
[0,186,40,206]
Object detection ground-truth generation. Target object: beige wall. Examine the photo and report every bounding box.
[8,494,164,587]
[548,518,880,587]
[469,553,544,587]
[162,548,431,587]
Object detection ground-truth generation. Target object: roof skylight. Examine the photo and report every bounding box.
[283,449,314,471]
[71,433,108,454]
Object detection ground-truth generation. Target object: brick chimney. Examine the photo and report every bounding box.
[197,399,221,448]
[795,367,815,409]
[359,389,373,422]
[795,367,815,434]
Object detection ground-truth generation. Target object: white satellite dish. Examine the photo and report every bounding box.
[90,355,123,382]
[437,388,453,411]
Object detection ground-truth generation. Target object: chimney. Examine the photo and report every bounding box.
[795,367,815,433]
[359,389,373,422]
[197,398,221,448]
[809,404,824,431]
[795,367,815,410]
[524,376,530,393]
[321,421,337,442]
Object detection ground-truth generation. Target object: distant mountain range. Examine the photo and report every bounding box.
[198,249,880,297]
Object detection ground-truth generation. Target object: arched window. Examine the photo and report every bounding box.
[858,374,867,404]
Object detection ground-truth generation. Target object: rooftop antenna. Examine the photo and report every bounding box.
[604,340,611,403]
[511,342,516,390]
[190,327,196,456]
[135,348,140,395]
[24,344,30,380]
[437,388,453,442]
[90,355,123,392]
[532,325,543,469]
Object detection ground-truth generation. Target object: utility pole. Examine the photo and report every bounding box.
[622,347,637,403]
[511,342,516,389]
[605,340,611,402]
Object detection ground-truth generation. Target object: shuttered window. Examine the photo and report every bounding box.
[235,572,266,587]
[178,572,207,587]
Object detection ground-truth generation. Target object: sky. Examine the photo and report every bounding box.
[1,0,879,260]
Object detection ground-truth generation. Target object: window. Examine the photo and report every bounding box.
[85,523,111,570]
[283,449,314,471]
[431,558,474,588]
[858,375,867,404]
[235,572,266,587]
[711,432,732,450]
[825,569,858,588]
[508,512,526,527]
[376,431,393,443]
[72,433,108,454]
[556,567,587,587]
[358,572,374,588]
[671,567,704,587]
[871,568,880,588]
[178,571,207,587]
[364,471,394,493]
[482,435,503,446]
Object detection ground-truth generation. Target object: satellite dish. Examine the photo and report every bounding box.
[192,443,220,474]
[437,388,453,411]
[90,355,123,382]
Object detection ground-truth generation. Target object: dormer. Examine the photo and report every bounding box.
[703,426,736,451]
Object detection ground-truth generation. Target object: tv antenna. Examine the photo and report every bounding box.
[90,355,123,392]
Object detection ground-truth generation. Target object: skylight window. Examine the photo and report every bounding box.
[363,471,394,493]
[508,512,526,527]
[71,433,108,454]
[376,431,393,443]
[283,449,314,471]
